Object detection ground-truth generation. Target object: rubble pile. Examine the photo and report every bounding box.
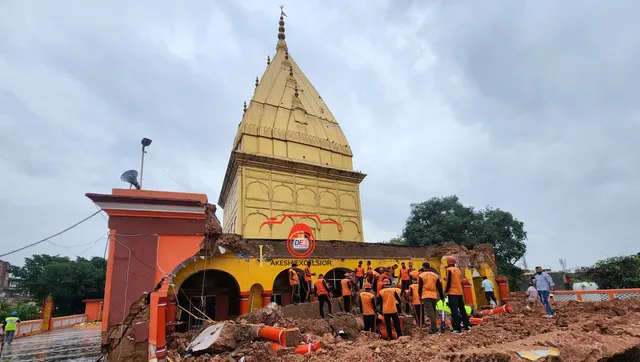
[167,298,640,362]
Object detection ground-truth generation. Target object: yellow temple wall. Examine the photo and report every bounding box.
[170,254,497,308]
[227,164,364,241]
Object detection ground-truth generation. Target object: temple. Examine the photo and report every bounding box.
[217,10,366,242]
[85,11,507,362]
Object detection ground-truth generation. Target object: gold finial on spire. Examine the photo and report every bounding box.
[285,50,289,60]
[294,84,299,98]
[289,65,294,77]
[267,55,271,65]
[243,101,247,114]
[278,5,287,41]
[255,76,259,87]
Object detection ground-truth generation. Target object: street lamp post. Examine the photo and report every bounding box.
[140,138,152,189]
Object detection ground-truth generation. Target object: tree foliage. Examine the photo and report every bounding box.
[10,254,106,316]
[577,254,640,289]
[0,301,40,321]
[400,195,528,288]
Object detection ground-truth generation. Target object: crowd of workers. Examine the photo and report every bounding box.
[287,256,478,339]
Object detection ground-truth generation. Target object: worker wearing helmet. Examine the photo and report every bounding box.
[3,311,21,345]
[444,256,470,334]
[359,283,377,332]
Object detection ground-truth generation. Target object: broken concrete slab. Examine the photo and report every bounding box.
[187,322,237,354]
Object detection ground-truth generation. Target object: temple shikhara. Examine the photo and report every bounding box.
[218,11,366,242]
[85,11,504,362]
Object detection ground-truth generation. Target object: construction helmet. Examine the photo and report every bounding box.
[382,279,391,286]
[447,256,457,265]
[11,311,17,316]
[364,283,372,289]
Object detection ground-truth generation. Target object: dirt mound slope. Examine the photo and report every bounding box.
[168,298,640,362]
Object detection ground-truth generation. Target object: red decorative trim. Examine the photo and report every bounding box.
[240,292,250,298]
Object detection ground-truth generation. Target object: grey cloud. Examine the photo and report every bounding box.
[0,0,637,270]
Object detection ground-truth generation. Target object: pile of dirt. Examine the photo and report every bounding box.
[167,298,640,362]
[102,293,150,361]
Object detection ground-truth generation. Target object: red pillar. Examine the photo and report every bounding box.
[262,290,273,307]
[239,292,250,315]
[461,279,474,305]
[496,276,510,301]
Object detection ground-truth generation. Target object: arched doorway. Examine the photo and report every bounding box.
[249,283,264,312]
[323,267,353,295]
[272,268,304,306]
[177,270,240,330]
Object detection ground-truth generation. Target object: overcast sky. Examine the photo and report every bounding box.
[1,1,638,270]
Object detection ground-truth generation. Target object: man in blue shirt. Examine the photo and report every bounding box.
[481,276,498,306]
[534,266,556,317]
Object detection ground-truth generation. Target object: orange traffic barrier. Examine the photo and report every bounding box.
[302,334,319,343]
[269,342,321,355]
[469,317,484,325]
[481,302,513,316]
[295,341,321,355]
[251,326,300,347]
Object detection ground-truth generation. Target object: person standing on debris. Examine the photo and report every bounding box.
[359,283,377,332]
[377,269,390,297]
[289,262,301,304]
[355,261,365,290]
[407,278,424,326]
[444,256,471,334]
[419,262,444,334]
[400,262,411,296]
[3,311,20,345]
[534,266,556,318]
[304,261,316,303]
[314,274,334,318]
[341,273,354,313]
[367,260,373,273]
[481,276,498,307]
[378,280,403,340]
[526,279,539,311]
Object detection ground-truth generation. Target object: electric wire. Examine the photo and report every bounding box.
[146,154,192,191]
[0,210,102,258]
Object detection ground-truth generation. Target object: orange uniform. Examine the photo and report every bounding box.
[359,291,376,316]
[445,266,463,296]
[408,284,421,305]
[314,279,328,296]
[409,270,420,280]
[419,271,440,299]
[379,288,401,314]
[355,266,364,278]
[341,278,352,297]
[289,268,299,286]
[400,267,410,281]
[304,267,312,282]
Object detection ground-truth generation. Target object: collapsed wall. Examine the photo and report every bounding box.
[199,204,497,272]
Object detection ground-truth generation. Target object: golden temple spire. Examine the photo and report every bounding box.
[276,6,287,51]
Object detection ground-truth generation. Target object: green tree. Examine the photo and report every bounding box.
[400,195,528,289]
[0,301,40,321]
[10,254,106,316]
[578,254,640,289]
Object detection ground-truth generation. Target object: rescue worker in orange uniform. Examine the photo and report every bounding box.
[359,283,377,332]
[304,261,316,302]
[418,262,444,334]
[355,261,365,290]
[314,274,334,318]
[399,262,411,313]
[376,269,390,297]
[444,256,471,334]
[289,262,300,304]
[407,278,424,326]
[366,260,372,273]
[378,279,402,340]
[341,273,354,313]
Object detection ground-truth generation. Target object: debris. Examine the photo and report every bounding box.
[518,348,560,360]
[187,322,237,354]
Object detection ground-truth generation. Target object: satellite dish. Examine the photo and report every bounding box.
[120,170,141,189]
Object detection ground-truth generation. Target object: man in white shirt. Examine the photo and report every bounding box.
[481,276,498,306]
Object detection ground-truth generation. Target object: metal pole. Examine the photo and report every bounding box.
[139,145,146,189]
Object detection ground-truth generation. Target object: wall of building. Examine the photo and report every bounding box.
[238,165,363,241]
[221,171,239,234]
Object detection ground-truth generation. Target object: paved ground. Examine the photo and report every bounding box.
[1,326,101,361]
